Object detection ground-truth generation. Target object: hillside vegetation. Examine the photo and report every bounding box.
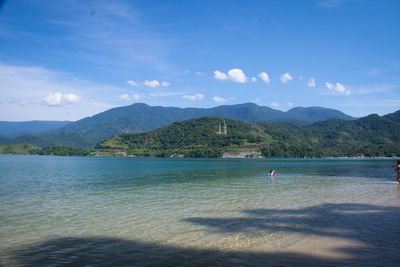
[0,143,41,155]
[0,132,97,149]
[96,110,400,158]
[49,103,353,144]
[0,143,89,156]
[0,103,353,148]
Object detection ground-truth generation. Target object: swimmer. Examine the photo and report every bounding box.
[268,170,279,176]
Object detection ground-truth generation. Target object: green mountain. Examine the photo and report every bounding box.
[0,143,41,155]
[0,132,96,149]
[0,103,354,149]
[96,110,400,158]
[53,103,353,142]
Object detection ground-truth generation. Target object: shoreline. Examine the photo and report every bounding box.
[1,152,399,160]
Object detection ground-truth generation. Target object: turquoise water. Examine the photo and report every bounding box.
[1,155,400,266]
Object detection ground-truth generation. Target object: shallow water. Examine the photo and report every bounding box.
[1,156,400,266]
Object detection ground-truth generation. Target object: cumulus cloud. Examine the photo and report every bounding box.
[308,78,316,87]
[280,72,293,83]
[161,81,170,87]
[143,80,160,88]
[0,62,118,120]
[214,69,247,83]
[214,70,228,80]
[325,82,335,90]
[250,77,257,83]
[326,82,351,95]
[271,102,280,108]
[258,72,270,84]
[287,102,294,107]
[132,94,140,100]
[182,94,204,101]
[43,92,81,106]
[43,92,63,106]
[212,96,227,104]
[335,83,346,93]
[227,69,247,83]
[126,80,139,86]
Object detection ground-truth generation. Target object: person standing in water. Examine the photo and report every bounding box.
[393,160,400,184]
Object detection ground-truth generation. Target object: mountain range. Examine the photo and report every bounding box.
[0,103,354,148]
[0,102,359,150]
[0,121,71,137]
[97,110,400,158]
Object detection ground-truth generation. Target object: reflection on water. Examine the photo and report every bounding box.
[1,156,400,266]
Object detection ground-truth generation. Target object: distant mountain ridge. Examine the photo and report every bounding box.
[0,103,354,148]
[0,121,70,137]
[52,103,353,141]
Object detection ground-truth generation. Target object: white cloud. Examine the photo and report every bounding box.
[227,69,247,83]
[132,94,140,100]
[161,81,170,87]
[43,92,63,106]
[195,72,206,76]
[126,80,139,86]
[258,72,270,84]
[119,94,130,101]
[252,98,260,103]
[287,102,294,107]
[214,70,228,80]
[63,93,82,103]
[214,69,247,83]
[325,82,335,90]
[0,62,118,120]
[143,80,160,88]
[251,77,257,83]
[308,78,316,87]
[326,82,351,95]
[271,102,280,108]
[212,96,227,104]
[43,92,82,106]
[280,72,293,83]
[335,83,346,93]
[182,94,204,101]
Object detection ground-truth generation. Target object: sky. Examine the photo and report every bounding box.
[0,0,399,121]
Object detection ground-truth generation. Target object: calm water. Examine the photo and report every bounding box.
[1,155,400,266]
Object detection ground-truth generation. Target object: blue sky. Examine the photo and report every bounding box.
[0,0,399,121]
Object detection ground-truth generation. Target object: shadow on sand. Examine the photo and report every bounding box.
[7,203,400,266]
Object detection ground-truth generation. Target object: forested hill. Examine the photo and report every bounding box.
[96,110,400,158]
[0,103,353,148]
[51,103,353,142]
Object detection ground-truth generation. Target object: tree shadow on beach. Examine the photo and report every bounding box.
[184,203,400,266]
[6,203,400,266]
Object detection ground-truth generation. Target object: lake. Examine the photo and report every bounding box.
[1,155,400,266]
